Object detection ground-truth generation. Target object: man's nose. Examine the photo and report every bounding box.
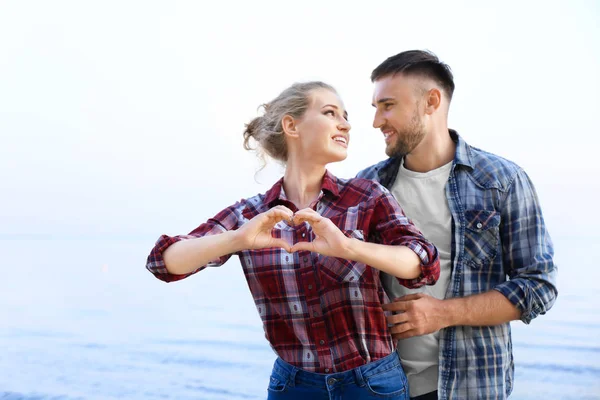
[373,110,384,129]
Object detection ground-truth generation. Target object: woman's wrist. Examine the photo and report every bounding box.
[228,229,249,253]
[340,237,359,261]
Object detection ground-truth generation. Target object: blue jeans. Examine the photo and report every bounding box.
[267,352,409,399]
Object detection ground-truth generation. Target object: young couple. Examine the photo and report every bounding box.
[146,50,557,400]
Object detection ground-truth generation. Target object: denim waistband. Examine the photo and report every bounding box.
[272,352,402,389]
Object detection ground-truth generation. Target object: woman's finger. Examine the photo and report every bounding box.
[295,208,320,217]
[290,242,313,253]
[292,210,322,226]
[271,238,292,253]
[272,205,294,217]
[267,208,293,224]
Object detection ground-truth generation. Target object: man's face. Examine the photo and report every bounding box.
[372,74,426,158]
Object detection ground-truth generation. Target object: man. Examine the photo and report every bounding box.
[357,50,557,399]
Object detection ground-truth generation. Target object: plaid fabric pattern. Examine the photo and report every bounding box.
[146,171,439,373]
[357,130,557,399]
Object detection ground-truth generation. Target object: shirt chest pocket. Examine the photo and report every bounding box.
[463,209,501,268]
[318,229,368,285]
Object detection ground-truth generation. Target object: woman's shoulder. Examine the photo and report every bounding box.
[333,176,391,205]
[338,176,389,194]
[233,188,282,221]
[224,177,283,214]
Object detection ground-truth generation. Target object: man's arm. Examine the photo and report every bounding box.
[383,168,557,339]
[493,168,557,323]
[382,291,520,340]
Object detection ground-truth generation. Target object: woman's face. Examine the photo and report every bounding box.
[292,88,351,165]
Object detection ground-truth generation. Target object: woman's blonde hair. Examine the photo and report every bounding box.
[243,81,337,163]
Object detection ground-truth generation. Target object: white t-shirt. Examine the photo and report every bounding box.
[384,159,453,398]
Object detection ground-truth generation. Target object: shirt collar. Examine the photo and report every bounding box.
[321,170,340,198]
[263,170,340,208]
[451,129,474,169]
[377,129,472,185]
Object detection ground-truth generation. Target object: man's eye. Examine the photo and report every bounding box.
[384,103,394,110]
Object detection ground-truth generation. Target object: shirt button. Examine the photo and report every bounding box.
[319,340,325,345]
[301,233,306,238]
[476,222,483,229]
[303,257,308,262]
[314,312,319,317]
[308,284,313,290]
[324,368,330,373]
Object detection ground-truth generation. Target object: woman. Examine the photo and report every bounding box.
[146,81,439,399]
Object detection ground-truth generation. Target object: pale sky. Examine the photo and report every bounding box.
[0,0,598,243]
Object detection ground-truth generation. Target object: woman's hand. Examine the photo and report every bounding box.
[236,205,294,252]
[290,208,350,257]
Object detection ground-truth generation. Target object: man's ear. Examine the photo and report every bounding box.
[282,115,299,138]
[425,88,442,115]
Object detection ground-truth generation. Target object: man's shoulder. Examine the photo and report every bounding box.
[465,144,523,191]
[356,158,397,182]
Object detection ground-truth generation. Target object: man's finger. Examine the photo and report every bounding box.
[394,293,424,302]
[389,322,412,335]
[392,329,419,341]
[386,312,410,325]
[382,301,411,313]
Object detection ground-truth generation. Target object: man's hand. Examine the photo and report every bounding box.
[382,293,449,340]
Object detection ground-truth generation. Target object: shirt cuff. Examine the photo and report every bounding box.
[493,281,536,324]
[396,242,440,289]
[146,234,208,282]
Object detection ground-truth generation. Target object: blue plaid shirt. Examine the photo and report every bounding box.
[357,130,557,399]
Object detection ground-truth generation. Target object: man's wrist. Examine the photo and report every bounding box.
[441,297,463,328]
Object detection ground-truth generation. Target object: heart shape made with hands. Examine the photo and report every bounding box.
[269,212,316,250]
[267,207,345,256]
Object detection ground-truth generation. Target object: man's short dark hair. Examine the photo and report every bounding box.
[371,50,455,100]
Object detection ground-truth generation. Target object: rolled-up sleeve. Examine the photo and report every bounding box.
[145,202,243,283]
[369,182,440,288]
[493,170,557,324]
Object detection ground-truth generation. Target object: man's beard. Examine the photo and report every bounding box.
[385,111,426,158]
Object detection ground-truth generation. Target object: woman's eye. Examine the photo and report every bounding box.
[324,110,335,116]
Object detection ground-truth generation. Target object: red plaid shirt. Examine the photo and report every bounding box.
[146,171,439,373]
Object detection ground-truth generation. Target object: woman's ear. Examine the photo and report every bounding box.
[282,115,299,138]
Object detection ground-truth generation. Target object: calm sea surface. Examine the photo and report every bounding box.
[0,238,598,399]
